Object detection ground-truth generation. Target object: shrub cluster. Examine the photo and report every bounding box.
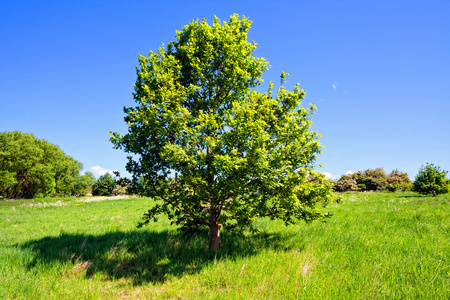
[92,172,131,196]
[334,168,413,193]
[0,131,95,199]
[333,164,450,196]
[355,168,388,191]
[92,173,116,196]
[333,174,358,192]
[387,170,412,192]
[334,168,390,192]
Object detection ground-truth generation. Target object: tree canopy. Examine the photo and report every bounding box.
[413,163,449,196]
[111,14,333,250]
[92,173,116,196]
[0,131,94,198]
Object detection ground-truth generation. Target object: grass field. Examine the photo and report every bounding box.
[1,192,449,299]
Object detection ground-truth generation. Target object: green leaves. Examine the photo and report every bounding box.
[0,131,88,198]
[111,14,332,248]
[92,173,116,196]
[413,163,450,196]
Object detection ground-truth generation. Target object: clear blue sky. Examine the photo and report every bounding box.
[1,0,449,179]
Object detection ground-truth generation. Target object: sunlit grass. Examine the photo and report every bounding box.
[1,192,449,299]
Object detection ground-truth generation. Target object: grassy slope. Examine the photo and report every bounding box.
[0,193,449,299]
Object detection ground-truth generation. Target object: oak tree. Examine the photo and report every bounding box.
[111,14,333,250]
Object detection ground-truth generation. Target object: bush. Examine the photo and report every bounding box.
[73,172,96,196]
[357,168,388,191]
[92,173,116,196]
[387,170,412,192]
[333,175,358,192]
[413,163,449,196]
[357,183,366,191]
[334,168,388,192]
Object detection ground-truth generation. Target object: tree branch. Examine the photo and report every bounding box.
[150,180,209,226]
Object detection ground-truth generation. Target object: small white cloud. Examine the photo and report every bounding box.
[90,165,117,177]
[332,83,337,90]
[322,172,339,180]
[345,170,355,175]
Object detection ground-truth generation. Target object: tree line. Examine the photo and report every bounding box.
[333,164,450,196]
[0,131,95,198]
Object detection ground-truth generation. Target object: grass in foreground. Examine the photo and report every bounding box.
[0,192,449,299]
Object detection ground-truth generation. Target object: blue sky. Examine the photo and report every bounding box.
[1,0,449,179]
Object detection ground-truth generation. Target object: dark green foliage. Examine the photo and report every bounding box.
[357,183,366,191]
[413,163,449,196]
[92,173,116,196]
[387,170,412,192]
[110,171,131,196]
[0,131,90,198]
[114,177,131,196]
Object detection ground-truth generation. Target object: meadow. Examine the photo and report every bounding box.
[1,192,449,299]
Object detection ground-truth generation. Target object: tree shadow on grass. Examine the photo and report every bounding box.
[19,229,298,286]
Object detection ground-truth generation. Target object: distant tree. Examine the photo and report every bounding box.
[0,131,87,198]
[111,14,333,250]
[111,171,131,196]
[73,172,96,196]
[92,173,116,196]
[413,163,449,196]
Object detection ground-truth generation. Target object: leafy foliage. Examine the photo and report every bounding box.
[387,170,412,192]
[333,174,358,192]
[0,131,92,198]
[413,163,449,196]
[113,176,131,196]
[92,173,116,196]
[334,168,389,192]
[111,14,332,250]
[354,168,388,191]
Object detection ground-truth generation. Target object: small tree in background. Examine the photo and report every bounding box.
[73,172,96,196]
[92,173,116,196]
[413,163,449,196]
[112,171,131,196]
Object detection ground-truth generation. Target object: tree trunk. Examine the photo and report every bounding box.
[209,222,221,251]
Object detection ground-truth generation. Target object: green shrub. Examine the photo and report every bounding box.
[334,168,388,192]
[333,175,358,192]
[387,170,412,192]
[92,173,116,196]
[357,183,366,191]
[357,168,388,191]
[413,163,449,196]
[387,181,412,192]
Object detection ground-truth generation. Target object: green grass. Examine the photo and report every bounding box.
[1,192,449,299]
